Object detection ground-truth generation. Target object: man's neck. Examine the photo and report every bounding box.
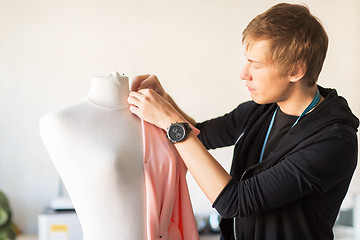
[277,84,322,116]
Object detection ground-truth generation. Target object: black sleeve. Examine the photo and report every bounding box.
[196,101,256,150]
[212,127,358,218]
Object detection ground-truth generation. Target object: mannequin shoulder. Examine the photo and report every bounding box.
[39,101,88,134]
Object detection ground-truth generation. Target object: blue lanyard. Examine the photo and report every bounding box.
[259,89,321,162]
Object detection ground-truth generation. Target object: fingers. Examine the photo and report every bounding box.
[129,104,141,118]
[128,91,143,118]
[128,89,167,127]
[131,74,151,92]
[128,91,142,107]
[127,89,156,112]
[131,74,165,98]
[138,75,158,90]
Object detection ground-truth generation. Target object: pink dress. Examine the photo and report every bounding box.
[142,120,199,240]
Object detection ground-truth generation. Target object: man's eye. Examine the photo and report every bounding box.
[253,65,262,69]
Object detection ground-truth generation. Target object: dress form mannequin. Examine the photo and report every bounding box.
[39,72,146,240]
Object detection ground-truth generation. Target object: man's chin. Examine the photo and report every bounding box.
[250,96,263,104]
[251,97,273,105]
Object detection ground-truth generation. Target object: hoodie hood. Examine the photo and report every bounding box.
[311,86,359,132]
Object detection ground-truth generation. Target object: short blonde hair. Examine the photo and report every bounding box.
[242,3,328,85]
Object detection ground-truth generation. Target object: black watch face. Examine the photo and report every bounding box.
[169,124,185,142]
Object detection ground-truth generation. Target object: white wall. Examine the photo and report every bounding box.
[0,0,359,234]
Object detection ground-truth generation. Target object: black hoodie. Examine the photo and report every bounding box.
[196,86,359,240]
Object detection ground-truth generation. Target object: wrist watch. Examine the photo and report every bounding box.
[166,122,192,143]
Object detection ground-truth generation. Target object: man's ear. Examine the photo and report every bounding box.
[289,62,306,83]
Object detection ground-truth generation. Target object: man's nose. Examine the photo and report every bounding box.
[240,62,251,81]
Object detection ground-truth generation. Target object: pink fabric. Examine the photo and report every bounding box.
[142,120,200,240]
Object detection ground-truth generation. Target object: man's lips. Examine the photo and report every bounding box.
[246,85,255,91]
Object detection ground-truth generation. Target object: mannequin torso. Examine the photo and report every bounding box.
[40,73,146,240]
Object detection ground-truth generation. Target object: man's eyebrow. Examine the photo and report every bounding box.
[244,54,261,63]
[247,58,262,63]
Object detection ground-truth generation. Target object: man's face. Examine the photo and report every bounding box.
[240,40,292,105]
